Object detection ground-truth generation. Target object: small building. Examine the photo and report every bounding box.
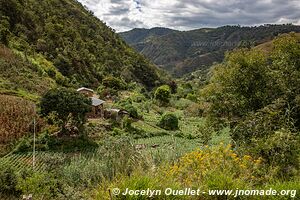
[104,108,129,121]
[88,97,105,118]
[77,87,94,97]
[77,87,105,118]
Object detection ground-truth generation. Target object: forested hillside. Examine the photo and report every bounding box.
[120,25,300,76]
[120,27,178,50]
[0,0,162,98]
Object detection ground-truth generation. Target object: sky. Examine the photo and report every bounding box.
[77,0,300,32]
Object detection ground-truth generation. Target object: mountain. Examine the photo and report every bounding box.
[120,27,178,51]
[120,24,300,77]
[0,0,163,99]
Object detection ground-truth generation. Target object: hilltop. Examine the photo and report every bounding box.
[120,24,300,76]
[0,0,163,99]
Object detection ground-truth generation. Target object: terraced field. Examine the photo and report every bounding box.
[0,152,49,172]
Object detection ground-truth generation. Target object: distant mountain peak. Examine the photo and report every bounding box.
[120,24,300,77]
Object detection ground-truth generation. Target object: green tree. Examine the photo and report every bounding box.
[154,85,171,104]
[102,76,126,90]
[201,49,273,120]
[40,88,91,134]
[159,112,179,130]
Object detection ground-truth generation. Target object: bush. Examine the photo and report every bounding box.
[102,76,126,90]
[233,99,300,177]
[159,113,179,131]
[250,129,299,177]
[0,164,20,197]
[17,170,64,199]
[186,93,197,102]
[124,104,139,119]
[172,98,192,110]
[168,144,266,187]
[94,170,182,200]
[154,85,171,104]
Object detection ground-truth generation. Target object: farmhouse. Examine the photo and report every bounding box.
[77,87,105,118]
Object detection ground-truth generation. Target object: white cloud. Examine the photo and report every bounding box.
[77,0,300,32]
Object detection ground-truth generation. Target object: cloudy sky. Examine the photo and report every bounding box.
[77,0,300,32]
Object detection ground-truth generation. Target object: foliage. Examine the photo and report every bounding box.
[97,85,118,99]
[0,0,162,91]
[0,163,20,197]
[0,95,36,143]
[186,93,197,102]
[159,113,179,130]
[16,170,64,199]
[201,49,272,119]
[201,33,300,121]
[40,87,91,133]
[125,104,139,119]
[183,102,203,117]
[154,85,171,104]
[102,76,127,90]
[201,33,300,178]
[168,144,265,187]
[120,24,300,76]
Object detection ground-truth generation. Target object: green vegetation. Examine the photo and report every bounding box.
[120,25,300,76]
[154,85,171,104]
[40,87,92,134]
[201,33,300,178]
[158,112,179,130]
[0,0,163,98]
[0,1,300,199]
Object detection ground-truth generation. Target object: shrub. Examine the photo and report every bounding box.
[167,144,266,187]
[0,164,20,197]
[16,170,64,199]
[154,85,171,104]
[124,104,139,119]
[94,171,182,200]
[159,113,179,130]
[186,93,197,102]
[249,129,299,177]
[231,98,300,176]
[102,76,126,90]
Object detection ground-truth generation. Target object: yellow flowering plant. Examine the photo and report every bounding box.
[167,144,265,188]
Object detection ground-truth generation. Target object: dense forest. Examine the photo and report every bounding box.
[120,25,300,76]
[0,0,163,98]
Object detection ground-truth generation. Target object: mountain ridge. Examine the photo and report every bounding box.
[120,24,300,76]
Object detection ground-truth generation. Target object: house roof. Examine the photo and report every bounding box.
[91,97,105,106]
[108,108,129,114]
[77,87,94,93]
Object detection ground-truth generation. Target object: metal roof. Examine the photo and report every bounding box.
[91,97,105,106]
[77,87,94,93]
